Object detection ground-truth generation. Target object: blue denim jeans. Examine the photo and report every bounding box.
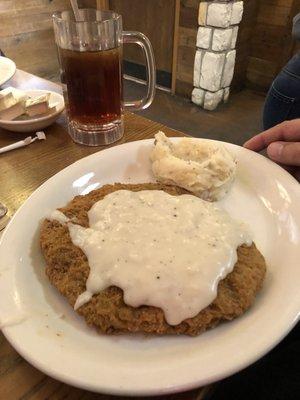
[263,54,300,130]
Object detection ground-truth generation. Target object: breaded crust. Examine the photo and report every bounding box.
[40,183,266,336]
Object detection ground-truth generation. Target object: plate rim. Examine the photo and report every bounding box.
[1,138,300,396]
[0,56,16,86]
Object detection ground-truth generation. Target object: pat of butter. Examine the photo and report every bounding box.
[25,94,51,117]
[0,91,15,112]
[0,87,28,120]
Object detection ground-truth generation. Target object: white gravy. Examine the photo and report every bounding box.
[50,190,252,325]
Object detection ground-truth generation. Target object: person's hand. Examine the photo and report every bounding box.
[244,119,300,182]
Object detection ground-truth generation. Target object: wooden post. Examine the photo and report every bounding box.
[96,0,109,9]
[171,0,181,94]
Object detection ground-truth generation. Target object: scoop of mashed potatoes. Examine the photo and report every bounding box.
[150,131,237,201]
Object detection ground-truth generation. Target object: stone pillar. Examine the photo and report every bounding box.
[192,1,244,111]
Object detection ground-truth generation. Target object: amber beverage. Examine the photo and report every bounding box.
[59,47,123,126]
[53,9,155,146]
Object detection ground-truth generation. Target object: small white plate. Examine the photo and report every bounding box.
[0,89,65,133]
[0,139,300,396]
[0,56,16,86]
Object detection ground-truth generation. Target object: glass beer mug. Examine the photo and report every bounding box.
[53,9,156,146]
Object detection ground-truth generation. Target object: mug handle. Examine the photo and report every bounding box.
[122,31,156,111]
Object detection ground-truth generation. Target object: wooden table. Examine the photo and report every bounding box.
[0,71,213,400]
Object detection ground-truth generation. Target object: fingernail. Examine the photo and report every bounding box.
[268,142,284,159]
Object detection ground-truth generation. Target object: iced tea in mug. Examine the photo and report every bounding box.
[53,9,156,146]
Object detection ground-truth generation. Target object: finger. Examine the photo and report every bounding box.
[244,119,300,152]
[267,141,300,166]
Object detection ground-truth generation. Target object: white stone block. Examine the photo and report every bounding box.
[231,1,244,25]
[198,1,208,26]
[223,87,230,103]
[221,50,236,88]
[207,3,232,28]
[204,89,224,111]
[231,26,239,49]
[193,50,203,88]
[192,88,205,107]
[200,51,225,92]
[197,26,212,50]
[212,28,233,52]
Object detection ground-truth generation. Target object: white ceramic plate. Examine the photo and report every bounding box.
[0,89,64,133]
[0,56,16,86]
[0,139,300,396]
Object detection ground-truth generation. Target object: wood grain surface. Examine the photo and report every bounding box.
[0,70,211,400]
[247,0,299,91]
[109,0,176,73]
[174,0,198,98]
[0,0,71,80]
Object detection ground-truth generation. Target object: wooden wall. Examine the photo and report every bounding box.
[174,0,300,95]
[1,0,298,95]
[246,0,300,91]
[231,0,260,91]
[0,0,71,80]
[109,0,176,74]
[175,0,198,97]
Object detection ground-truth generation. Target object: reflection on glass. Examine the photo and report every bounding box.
[81,183,100,196]
[276,182,291,204]
[73,172,95,188]
[259,181,299,244]
[285,213,300,244]
[259,196,275,215]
